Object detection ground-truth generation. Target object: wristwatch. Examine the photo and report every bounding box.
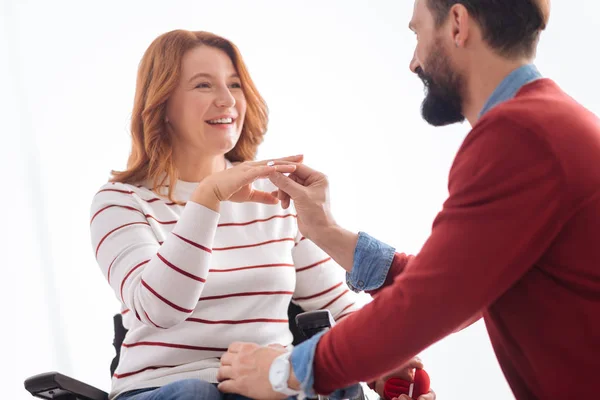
[268,351,302,396]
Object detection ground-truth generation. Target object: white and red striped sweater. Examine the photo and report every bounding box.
[90,169,359,399]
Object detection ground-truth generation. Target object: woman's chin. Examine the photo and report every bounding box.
[215,137,239,155]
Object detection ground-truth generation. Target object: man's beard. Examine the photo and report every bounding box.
[417,41,465,126]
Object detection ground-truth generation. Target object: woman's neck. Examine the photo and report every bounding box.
[172,150,227,183]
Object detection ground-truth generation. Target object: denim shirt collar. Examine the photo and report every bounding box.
[479,64,542,117]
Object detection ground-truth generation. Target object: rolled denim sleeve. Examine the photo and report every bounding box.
[290,332,361,399]
[346,231,396,292]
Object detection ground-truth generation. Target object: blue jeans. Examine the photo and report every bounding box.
[116,379,253,400]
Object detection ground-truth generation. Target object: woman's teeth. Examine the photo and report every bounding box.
[207,117,233,124]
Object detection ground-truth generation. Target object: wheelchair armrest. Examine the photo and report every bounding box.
[295,309,336,340]
[24,371,108,400]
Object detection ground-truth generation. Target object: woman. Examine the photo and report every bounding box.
[90,30,361,400]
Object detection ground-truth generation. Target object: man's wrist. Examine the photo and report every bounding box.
[308,223,340,247]
[309,224,358,272]
[288,365,301,391]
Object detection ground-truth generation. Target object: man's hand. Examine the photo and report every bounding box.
[373,356,436,400]
[269,163,359,272]
[395,393,436,400]
[268,163,335,240]
[217,342,295,400]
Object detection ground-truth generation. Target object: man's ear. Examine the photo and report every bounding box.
[449,4,471,48]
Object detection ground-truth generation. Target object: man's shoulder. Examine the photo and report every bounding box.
[481,78,586,128]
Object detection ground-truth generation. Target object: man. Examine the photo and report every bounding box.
[216,0,600,399]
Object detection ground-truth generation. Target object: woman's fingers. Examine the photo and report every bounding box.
[241,164,296,186]
[247,190,280,205]
[248,155,303,167]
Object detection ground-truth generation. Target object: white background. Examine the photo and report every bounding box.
[2,1,598,399]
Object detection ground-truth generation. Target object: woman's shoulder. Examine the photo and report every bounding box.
[93,181,154,199]
[91,181,152,209]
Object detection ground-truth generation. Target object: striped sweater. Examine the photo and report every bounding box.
[90,166,359,399]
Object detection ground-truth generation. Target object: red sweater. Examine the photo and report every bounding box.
[313,79,600,399]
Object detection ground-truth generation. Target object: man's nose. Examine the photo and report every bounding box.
[409,49,420,74]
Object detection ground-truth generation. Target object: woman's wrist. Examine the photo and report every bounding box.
[190,182,221,212]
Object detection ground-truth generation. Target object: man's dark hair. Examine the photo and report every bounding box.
[427,0,550,58]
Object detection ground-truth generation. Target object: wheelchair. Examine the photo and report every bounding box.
[24,303,366,400]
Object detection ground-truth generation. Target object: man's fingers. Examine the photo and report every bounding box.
[217,380,238,394]
[227,342,245,353]
[267,343,286,349]
[287,171,307,186]
[276,189,291,209]
[275,154,304,163]
[283,162,321,181]
[216,365,233,382]
[241,165,296,187]
[418,389,436,400]
[406,356,424,369]
[268,173,305,198]
[220,352,235,366]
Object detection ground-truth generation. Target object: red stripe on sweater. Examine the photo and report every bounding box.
[113,365,179,379]
[198,291,294,301]
[157,253,206,283]
[94,208,294,229]
[172,232,211,253]
[120,260,150,302]
[96,221,150,258]
[96,188,178,206]
[218,214,297,227]
[91,204,178,226]
[144,311,166,329]
[146,214,177,224]
[213,237,295,251]
[336,303,356,320]
[186,317,288,325]
[107,257,117,284]
[294,236,307,247]
[90,204,143,225]
[321,289,350,309]
[121,309,130,315]
[209,263,294,273]
[296,257,331,272]
[122,341,227,352]
[98,188,134,195]
[294,282,343,301]
[141,279,194,313]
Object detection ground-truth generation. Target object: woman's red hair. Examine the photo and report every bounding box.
[111,30,268,201]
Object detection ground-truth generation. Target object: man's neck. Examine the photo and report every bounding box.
[462,55,532,126]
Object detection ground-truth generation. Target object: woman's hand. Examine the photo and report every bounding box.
[191,155,302,211]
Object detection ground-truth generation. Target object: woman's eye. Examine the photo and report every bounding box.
[229,82,242,89]
[195,82,211,89]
